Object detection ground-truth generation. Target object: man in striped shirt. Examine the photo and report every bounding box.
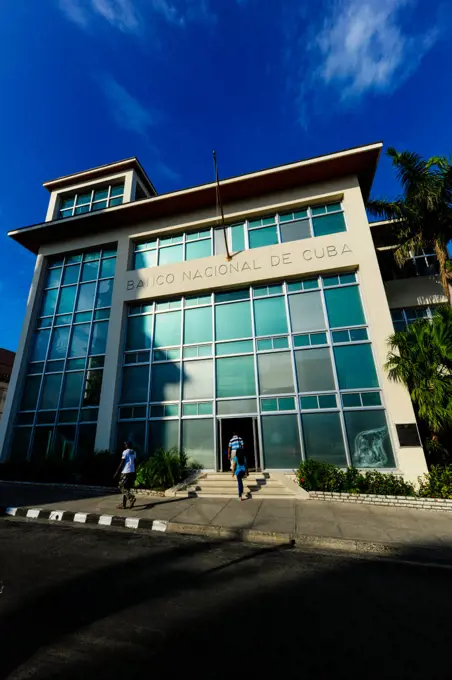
[228,431,244,469]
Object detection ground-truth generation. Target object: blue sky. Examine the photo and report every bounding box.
[0,0,451,351]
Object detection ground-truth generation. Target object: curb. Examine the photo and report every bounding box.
[2,506,452,564]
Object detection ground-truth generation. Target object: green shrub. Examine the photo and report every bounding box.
[296,459,347,492]
[418,464,452,499]
[297,459,415,496]
[135,448,201,490]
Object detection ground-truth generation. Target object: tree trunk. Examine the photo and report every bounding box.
[434,240,451,302]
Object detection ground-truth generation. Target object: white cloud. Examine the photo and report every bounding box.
[58,0,90,28]
[91,0,140,32]
[59,0,217,31]
[314,0,438,98]
[100,75,180,182]
[101,75,159,135]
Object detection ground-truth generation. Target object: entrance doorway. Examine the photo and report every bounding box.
[218,417,260,472]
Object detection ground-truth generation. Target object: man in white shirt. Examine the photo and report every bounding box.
[114,441,137,509]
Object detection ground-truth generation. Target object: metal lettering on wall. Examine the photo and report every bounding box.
[126,242,353,292]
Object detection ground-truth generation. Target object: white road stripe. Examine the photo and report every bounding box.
[74,512,88,523]
[49,511,64,521]
[125,517,139,529]
[26,509,41,519]
[152,520,168,532]
[98,515,113,526]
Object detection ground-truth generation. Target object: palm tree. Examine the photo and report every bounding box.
[368,147,452,300]
[385,306,452,435]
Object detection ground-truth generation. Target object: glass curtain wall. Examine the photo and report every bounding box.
[118,271,395,470]
[11,246,117,462]
[132,201,346,269]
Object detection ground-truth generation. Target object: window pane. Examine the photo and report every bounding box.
[52,425,76,460]
[158,245,183,266]
[262,414,301,468]
[89,321,108,355]
[302,413,347,466]
[30,426,54,462]
[45,267,62,288]
[231,224,245,252]
[257,352,294,395]
[318,394,337,408]
[151,362,181,401]
[249,226,278,249]
[215,301,252,340]
[20,376,41,410]
[135,251,157,269]
[334,345,378,389]
[40,373,62,409]
[60,372,83,408]
[216,340,253,355]
[83,370,103,406]
[148,420,179,455]
[76,192,91,205]
[10,428,32,462]
[40,289,58,317]
[342,393,361,407]
[121,366,149,403]
[312,212,346,236]
[76,283,96,311]
[62,265,80,286]
[184,307,212,344]
[217,398,257,414]
[95,279,113,308]
[182,419,214,468]
[361,391,382,406]
[110,184,124,197]
[154,311,181,347]
[48,326,69,360]
[31,329,50,361]
[81,260,99,282]
[186,239,211,260]
[253,297,288,336]
[216,356,255,397]
[215,289,249,303]
[126,315,153,350]
[99,257,116,279]
[68,324,90,358]
[295,348,335,392]
[280,219,311,243]
[182,360,213,399]
[57,286,77,314]
[325,287,365,328]
[344,410,395,467]
[289,292,325,332]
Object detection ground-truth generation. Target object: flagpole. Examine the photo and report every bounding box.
[213,151,232,261]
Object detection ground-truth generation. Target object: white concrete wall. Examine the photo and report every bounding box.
[0,174,429,481]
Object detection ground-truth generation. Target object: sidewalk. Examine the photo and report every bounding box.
[2,481,452,554]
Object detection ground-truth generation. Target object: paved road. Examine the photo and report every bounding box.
[1,519,452,680]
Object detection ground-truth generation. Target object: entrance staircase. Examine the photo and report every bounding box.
[175,472,298,499]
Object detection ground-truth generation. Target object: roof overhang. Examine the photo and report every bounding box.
[10,142,383,254]
[43,157,156,196]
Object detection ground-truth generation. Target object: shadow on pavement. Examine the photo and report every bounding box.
[1,522,452,679]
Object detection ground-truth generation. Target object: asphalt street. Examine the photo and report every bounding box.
[1,518,451,680]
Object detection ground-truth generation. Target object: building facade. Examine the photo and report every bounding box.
[0,348,15,420]
[0,146,433,482]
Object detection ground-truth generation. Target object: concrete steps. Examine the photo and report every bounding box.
[176,472,298,499]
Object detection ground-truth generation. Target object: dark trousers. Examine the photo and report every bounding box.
[236,470,245,498]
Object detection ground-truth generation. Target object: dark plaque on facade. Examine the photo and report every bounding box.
[396,424,421,447]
